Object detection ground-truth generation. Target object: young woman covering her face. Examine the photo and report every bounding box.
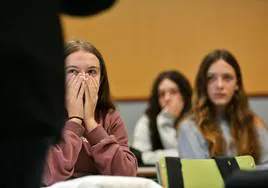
[43,40,137,186]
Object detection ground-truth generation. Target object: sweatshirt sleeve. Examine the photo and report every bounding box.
[141,149,179,165]
[131,115,152,152]
[85,112,137,176]
[132,113,178,165]
[177,118,210,159]
[43,121,85,186]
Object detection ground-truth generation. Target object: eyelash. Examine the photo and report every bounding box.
[88,70,97,75]
[223,75,232,80]
[67,69,79,75]
[66,69,98,75]
[159,89,179,97]
[207,76,216,81]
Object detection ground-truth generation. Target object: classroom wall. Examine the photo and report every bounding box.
[116,97,268,144]
[61,0,268,99]
[61,1,268,145]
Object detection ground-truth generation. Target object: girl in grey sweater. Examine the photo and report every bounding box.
[177,49,268,168]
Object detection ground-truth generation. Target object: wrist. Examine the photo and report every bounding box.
[68,117,83,125]
[161,109,177,119]
[85,118,98,131]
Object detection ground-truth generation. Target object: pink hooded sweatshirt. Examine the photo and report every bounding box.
[43,111,137,186]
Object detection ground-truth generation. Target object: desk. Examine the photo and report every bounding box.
[137,167,157,178]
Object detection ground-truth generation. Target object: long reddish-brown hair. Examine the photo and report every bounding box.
[193,49,260,162]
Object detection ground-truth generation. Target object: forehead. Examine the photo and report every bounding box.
[158,78,178,91]
[65,51,100,68]
[207,59,236,75]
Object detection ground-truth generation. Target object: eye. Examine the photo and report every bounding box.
[158,91,165,98]
[169,88,179,95]
[88,69,97,76]
[223,74,233,81]
[207,75,216,82]
[66,69,79,75]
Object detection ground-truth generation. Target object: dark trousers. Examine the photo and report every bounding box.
[0,137,52,188]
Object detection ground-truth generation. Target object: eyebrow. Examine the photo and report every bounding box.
[207,73,215,76]
[65,65,79,70]
[65,65,100,70]
[207,72,233,75]
[87,66,100,70]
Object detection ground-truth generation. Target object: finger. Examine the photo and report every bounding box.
[86,78,93,98]
[91,76,99,93]
[68,73,79,90]
[88,77,98,97]
[67,74,75,88]
[86,79,98,105]
[163,105,169,113]
[89,78,98,100]
[73,74,83,95]
[67,73,75,83]
[85,80,92,110]
[77,81,85,100]
[163,101,170,108]
[163,103,172,113]
[85,79,92,99]
[85,81,90,103]
[66,74,76,98]
[85,73,89,81]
